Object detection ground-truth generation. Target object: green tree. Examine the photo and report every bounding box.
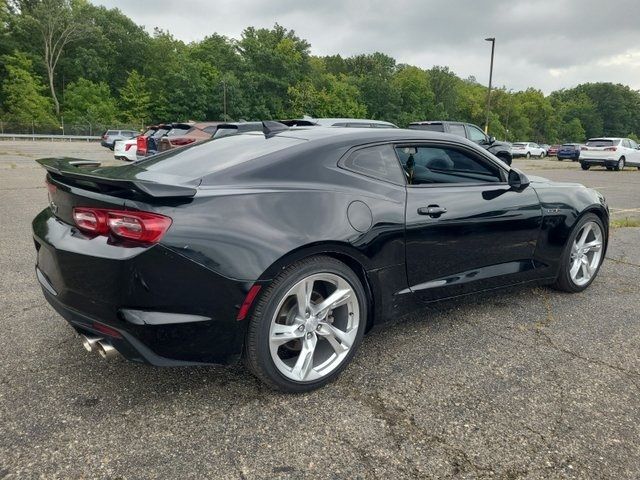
[391,65,435,126]
[119,70,150,127]
[63,78,117,127]
[1,51,57,126]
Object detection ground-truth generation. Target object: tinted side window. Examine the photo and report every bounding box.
[467,125,487,143]
[622,139,631,148]
[395,146,502,185]
[408,124,444,132]
[342,145,405,184]
[630,140,638,149]
[449,124,466,137]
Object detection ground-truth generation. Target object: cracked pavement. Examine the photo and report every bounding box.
[0,142,639,479]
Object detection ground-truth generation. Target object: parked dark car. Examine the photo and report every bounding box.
[33,125,608,392]
[281,118,398,128]
[141,123,173,156]
[408,121,513,165]
[100,129,138,150]
[556,143,582,161]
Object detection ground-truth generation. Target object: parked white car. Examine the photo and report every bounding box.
[113,138,138,162]
[580,137,640,171]
[511,142,546,158]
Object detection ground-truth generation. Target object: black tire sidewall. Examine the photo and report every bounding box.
[246,256,367,392]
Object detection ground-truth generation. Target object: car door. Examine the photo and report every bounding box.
[396,141,543,301]
[623,139,640,166]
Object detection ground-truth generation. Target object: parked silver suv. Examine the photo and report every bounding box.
[100,129,139,150]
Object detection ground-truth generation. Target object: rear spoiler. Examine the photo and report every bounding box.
[37,157,198,198]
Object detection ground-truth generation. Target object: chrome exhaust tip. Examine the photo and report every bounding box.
[96,341,118,359]
[80,335,103,352]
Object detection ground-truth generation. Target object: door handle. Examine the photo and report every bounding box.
[417,205,447,217]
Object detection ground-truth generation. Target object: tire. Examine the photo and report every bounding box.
[581,163,590,170]
[552,213,605,293]
[615,157,625,171]
[539,152,545,159]
[606,167,613,171]
[497,153,512,166]
[526,152,531,159]
[637,167,640,170]
[244,255,367,392]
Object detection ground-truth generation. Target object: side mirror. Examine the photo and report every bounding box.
[488,136,496,145]
[508,168,530,191]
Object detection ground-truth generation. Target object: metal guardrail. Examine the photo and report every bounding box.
[0,133,100,141]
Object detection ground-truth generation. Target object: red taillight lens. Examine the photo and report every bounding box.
[72,207,171,244]
[73,208,108,234]
[136,135,147,155]
[604,146,617,151]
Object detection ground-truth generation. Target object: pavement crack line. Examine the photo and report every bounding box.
[605,256,640,268]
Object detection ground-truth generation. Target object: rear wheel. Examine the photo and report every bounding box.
[615,157,625,171]
[244,256,366,392]
[581,163,590,170]
[526,152,531,159]
[539,152,545,158]
[552,214,605,293]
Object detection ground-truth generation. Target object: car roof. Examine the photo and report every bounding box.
[312,118,397,127]
[587,137,622,140]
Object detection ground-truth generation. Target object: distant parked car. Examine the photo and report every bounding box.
[511,142,546,158]
[547,145,561,156]
[556,143,581,161]
[158,122,223,152]
[113,138,138,162]
[100,129,138,150]
[135,126,159,157]
[580,137,640,171]
[140,124,173,157]
[540,144,550,154]
[408,121,513,165]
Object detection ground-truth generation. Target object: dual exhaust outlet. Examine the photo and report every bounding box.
[80,335,118,359]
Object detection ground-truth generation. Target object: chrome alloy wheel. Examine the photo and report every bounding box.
[268,273,360,382]
[569,221,604,287]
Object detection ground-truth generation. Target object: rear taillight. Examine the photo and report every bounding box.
[125,143,134,151]
[136,135,147,155]
[72,207,172,244]
[581,146,588,151]
[604,146,617,151]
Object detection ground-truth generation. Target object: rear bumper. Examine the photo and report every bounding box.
[580,157,619,167]
[33,208,252,365]
[557,152,580,160]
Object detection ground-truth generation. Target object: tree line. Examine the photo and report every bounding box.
[2,0,640,142]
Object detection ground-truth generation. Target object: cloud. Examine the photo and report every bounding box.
[93,0,640,93]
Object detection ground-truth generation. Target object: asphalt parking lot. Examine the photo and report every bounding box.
[0,141,639,479]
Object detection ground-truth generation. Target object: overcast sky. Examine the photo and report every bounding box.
[94,0,640,94]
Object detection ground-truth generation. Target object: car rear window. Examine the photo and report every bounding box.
[512,143,526,147]
[106,130,117,135]
[153,128,170,138]
[167,126,191,137]
[408,124,445,132]
[586,139,617,147]
[138,133,304,178]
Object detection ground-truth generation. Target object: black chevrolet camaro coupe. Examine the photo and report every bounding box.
[33,125,609,392]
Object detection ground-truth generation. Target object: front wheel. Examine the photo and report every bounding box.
[615,157,625,171]
[581,163,590,170]
[244,256,366,392]
[539,152,545,158]
[552,214,605,293]
[526,152,531,159]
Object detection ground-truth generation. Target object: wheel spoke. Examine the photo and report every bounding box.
[270,323,304,345]
[294,278,314,318]
[317,322,355,350]
[576,224,591,247]
[291,334,317,380]
[570,258,581,278]
[580,258,590,280]
[583,240,602,252]
[312,288,352,317]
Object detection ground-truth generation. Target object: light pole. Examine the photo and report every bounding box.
[484,37,495,134]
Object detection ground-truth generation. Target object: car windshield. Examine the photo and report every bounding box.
[153,128,170,137]
[137,133,304,178]
[212,127,238,139]
[586,139,616,147]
